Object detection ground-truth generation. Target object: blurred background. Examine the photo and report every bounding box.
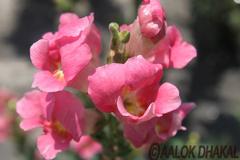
[0,0,240,159]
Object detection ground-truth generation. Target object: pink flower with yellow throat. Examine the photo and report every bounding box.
[123,103,195,147]
[88,55,181,124]
[30,13,101,92]
[16,90,85,159]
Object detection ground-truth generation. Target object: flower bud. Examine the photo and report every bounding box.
[108,22,131,63]
[138,0,166,40]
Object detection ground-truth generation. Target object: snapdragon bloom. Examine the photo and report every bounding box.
[16,90,85,159]
[121,0,197,69]
[124,103,195,147]
[31,13,101,92]
[72,135,102,160]
[88,56,181,124]
[0,90,15,142]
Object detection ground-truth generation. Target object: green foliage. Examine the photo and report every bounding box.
[93,114,133,159]
[54,0,79,11]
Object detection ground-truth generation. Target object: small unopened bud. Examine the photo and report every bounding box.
[119,31,130,43]
[109,22,120,50]
[109,22,120,36]
[108,22,131,63]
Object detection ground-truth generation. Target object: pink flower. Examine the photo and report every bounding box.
[16,90,85,159]
[0,90,15,142]
[31,13,101,92]
[124,103,195,147]
[88,56,181,124]
[72,135,102,160]
[121,0,196,69]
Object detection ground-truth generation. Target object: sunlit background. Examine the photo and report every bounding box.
[0,0,240,159]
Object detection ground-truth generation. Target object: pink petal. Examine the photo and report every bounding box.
[37,133,70,160]
[30,39,50,70]
[151,38,171,67]
[143,0,150,3]
[124,124,147,147]
[59,13,79,26]
[20,118,42,131]
[84,24,101,55]
[53,91,85,141]
[16,90,54,130]
[124,55,162,89]
[136,82,159,106]
[73,135,102,160]
[68,58,99,92]
[115,96,156,124]
[56,13,95,48]
[88,63,125,112]
[155,83,181,115]
[121,20,156,58]
[177,103,196,120]
[42,93,55,121]
[167,26,197,69]
[123,119,156,147]
[153,103,195,142]
[60,43,92,81]
[42,32,55,41]
[170,42,197,69]
[167,26,182,44]
[32,71,66,92]
[154,114,177,141]
[16,90,44,119]
[58,13,94,38]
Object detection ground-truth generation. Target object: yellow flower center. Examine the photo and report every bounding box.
[122,87,145,116]
[53,70,64,80]
[53,63,65,81]
[52,121,69,137]
[155,120,169,135]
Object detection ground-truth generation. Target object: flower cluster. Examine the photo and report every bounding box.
[17,13,102,160]
[16,0,197,159]
[89,0,196,147]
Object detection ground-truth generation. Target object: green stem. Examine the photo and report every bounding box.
[92,113,132,159]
